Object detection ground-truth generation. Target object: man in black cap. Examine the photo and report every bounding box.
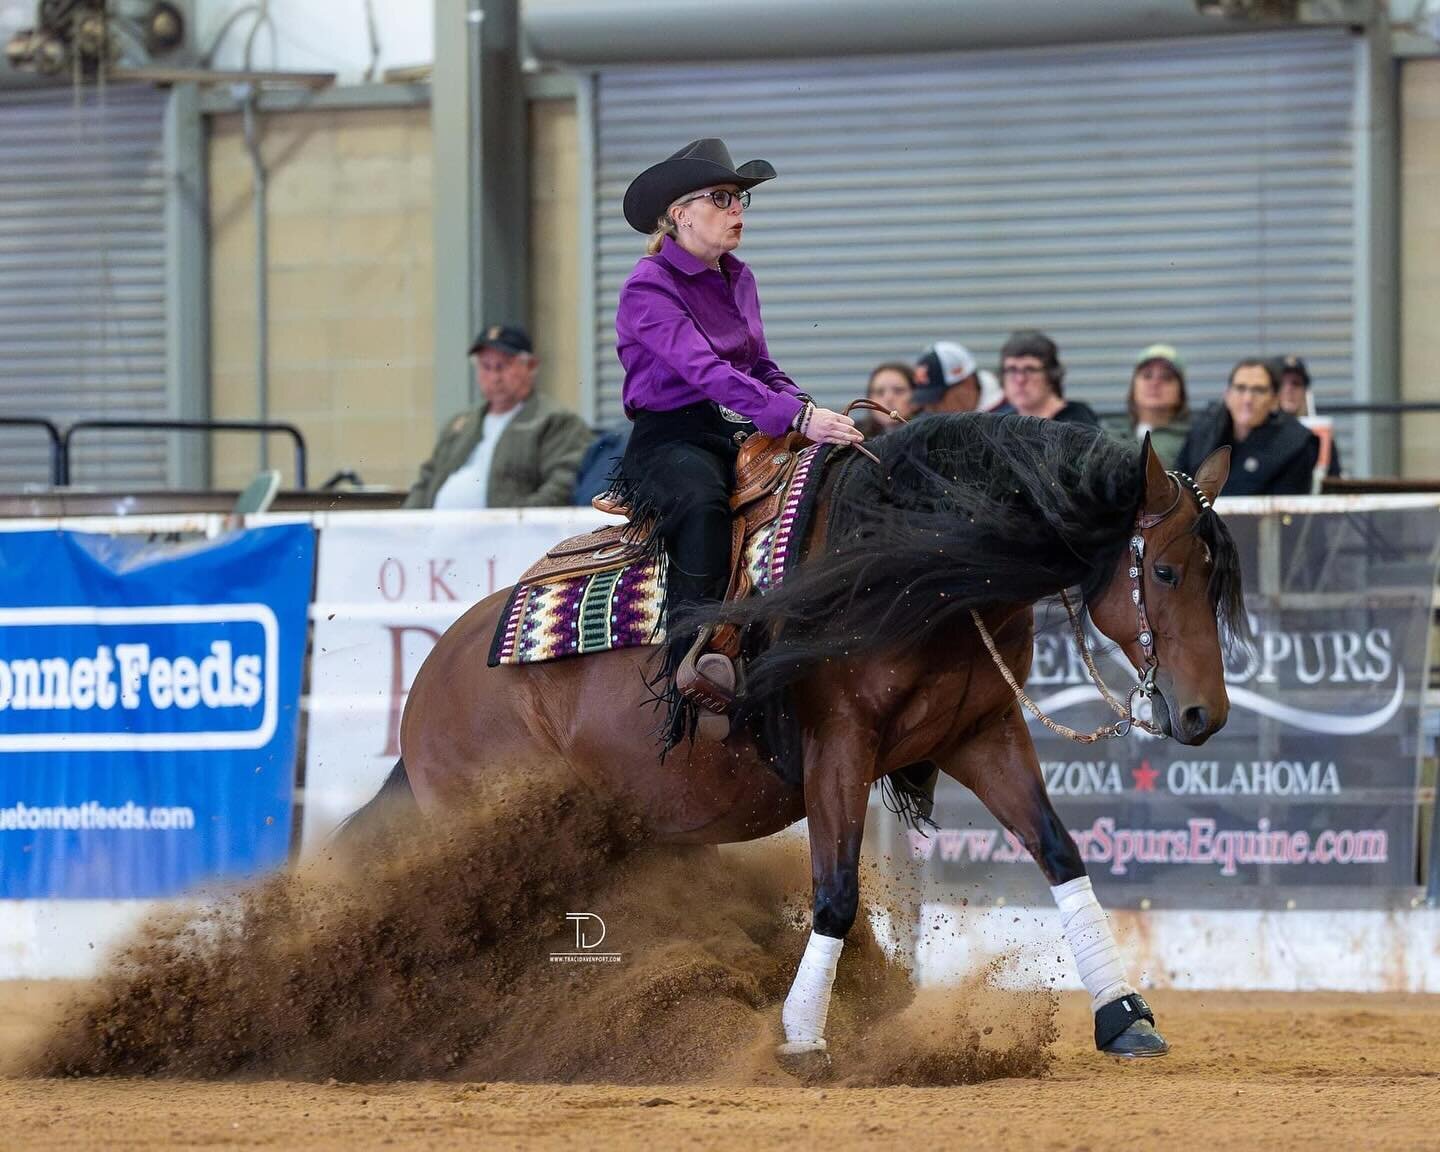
[405,324,593,509]
[1275,354,1341,477]
[1276,355,1313,418]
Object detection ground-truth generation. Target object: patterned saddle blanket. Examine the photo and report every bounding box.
[488,443,826,667]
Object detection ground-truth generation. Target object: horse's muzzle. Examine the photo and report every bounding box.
[1164,695,1225,746]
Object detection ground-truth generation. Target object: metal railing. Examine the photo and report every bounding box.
[60,419,308,488]
[0,417,64,486]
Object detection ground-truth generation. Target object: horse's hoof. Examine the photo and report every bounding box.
[1100,1019,1169,1058]
[776,1040,832,1082]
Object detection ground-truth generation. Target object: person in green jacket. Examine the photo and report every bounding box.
[1104,343,1191,468]
[405,324,593,509]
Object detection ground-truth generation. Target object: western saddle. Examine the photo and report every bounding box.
[519,428,812,660]
[517,400,896,714]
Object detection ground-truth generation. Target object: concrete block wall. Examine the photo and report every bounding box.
[207,95,585,493]
[528,97,582,418]
[208,105,436,492]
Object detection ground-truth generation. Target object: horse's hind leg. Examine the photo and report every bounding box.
[778,712,878,1066]
[949,707,1168,1058]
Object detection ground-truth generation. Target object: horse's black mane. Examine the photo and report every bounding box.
[691,412,1246,779]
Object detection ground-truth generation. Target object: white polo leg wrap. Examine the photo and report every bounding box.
[781,931,844,1047]
[1051,876,1135,1012]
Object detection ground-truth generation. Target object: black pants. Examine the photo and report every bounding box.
[620,403,750,650]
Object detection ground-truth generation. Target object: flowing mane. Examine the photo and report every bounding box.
[694,412,1245,765]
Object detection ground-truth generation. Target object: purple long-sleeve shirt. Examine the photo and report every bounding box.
[615,236,806,437]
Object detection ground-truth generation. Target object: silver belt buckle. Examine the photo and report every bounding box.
[717,405,749,424]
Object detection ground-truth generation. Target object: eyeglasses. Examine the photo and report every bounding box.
[1228,383,1272,398]
[1001,364,1047,380]
[675,188,750,211]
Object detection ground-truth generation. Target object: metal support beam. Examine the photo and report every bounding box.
[432,0,529,431]
[198,82,429,115]
[1354,16,1401,476]
[576,71,597,425]
[163,83,209,488]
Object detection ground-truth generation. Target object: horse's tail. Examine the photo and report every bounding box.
[331,757,417,854]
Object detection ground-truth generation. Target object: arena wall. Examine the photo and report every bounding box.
[7,898,1440,993]
[1,500,1436,994]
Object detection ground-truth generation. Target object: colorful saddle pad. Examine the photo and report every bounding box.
[488,444,825,667]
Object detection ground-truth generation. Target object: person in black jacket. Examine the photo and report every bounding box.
[1175,358,1319,496]
[998,329,1099,426]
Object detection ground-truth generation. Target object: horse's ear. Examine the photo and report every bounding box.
[1141,433,1172,515]
[1193,446,1231,505]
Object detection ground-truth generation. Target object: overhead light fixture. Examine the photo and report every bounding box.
[6,0,187,76]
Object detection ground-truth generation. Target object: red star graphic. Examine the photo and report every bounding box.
[1132,761,1159,792]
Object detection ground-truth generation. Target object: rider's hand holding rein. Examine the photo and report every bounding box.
[797,405,865,446]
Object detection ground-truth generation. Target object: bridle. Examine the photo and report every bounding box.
[970,468,1213,745]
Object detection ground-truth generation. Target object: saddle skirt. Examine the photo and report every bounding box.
[487,434,825,667]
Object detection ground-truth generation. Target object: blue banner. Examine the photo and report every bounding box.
[0,525,314,898]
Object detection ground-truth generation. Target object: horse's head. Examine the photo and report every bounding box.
[1088,437,1241,746]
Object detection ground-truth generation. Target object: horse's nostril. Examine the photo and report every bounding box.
[1182,705,1209,736]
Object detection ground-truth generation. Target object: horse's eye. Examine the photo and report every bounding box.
[1153,564,1178,586]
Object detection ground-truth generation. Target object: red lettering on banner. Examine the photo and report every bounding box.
[382,624,442,756]
[429,559,458,602]
[379,558,406,602]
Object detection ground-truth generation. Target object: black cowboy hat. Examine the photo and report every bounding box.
[623,138,776,234]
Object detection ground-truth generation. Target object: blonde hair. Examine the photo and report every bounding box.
[645,213,678,255]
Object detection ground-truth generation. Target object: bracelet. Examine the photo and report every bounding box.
[795,401,814,438]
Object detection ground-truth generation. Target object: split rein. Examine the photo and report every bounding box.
[971,585,1160,744]
[969,470,1213,745]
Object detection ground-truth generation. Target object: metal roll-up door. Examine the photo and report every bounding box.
[0,85,170,489]
[592,30,1357,431]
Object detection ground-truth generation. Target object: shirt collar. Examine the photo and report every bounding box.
[658,235,745,279]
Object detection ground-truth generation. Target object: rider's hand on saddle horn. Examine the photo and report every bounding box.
[799,405,865,446]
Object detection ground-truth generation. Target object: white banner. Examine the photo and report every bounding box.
[302,509,612,848]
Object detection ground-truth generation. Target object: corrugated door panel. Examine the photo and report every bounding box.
[593,31,1356,436]
[0,85,169,489]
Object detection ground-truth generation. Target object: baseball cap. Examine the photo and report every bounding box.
[469,323,533,357]
[1277,355,1310,386]
[976,368,1004,412]
[1135,343,1186,382]
[913,341,979,405]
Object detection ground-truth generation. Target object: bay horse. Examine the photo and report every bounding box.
[347,413,1243,1065]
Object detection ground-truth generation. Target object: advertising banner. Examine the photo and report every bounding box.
[303,510,609,847]
[0,525,313,898]
[887,507,1438,906]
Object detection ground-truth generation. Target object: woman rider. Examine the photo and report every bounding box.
[615,138,863,741]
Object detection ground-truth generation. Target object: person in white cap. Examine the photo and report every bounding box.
[912,341,998,414]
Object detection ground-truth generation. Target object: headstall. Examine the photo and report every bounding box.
[970,469,1211,744]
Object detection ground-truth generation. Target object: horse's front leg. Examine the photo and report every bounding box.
[950,706,1168,1058]
[778,711,877,1061]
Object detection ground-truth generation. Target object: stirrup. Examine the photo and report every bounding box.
[676,648,737,716]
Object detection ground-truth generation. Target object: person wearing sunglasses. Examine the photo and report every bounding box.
[1174,358,1319,495]
[614,138,862,742]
